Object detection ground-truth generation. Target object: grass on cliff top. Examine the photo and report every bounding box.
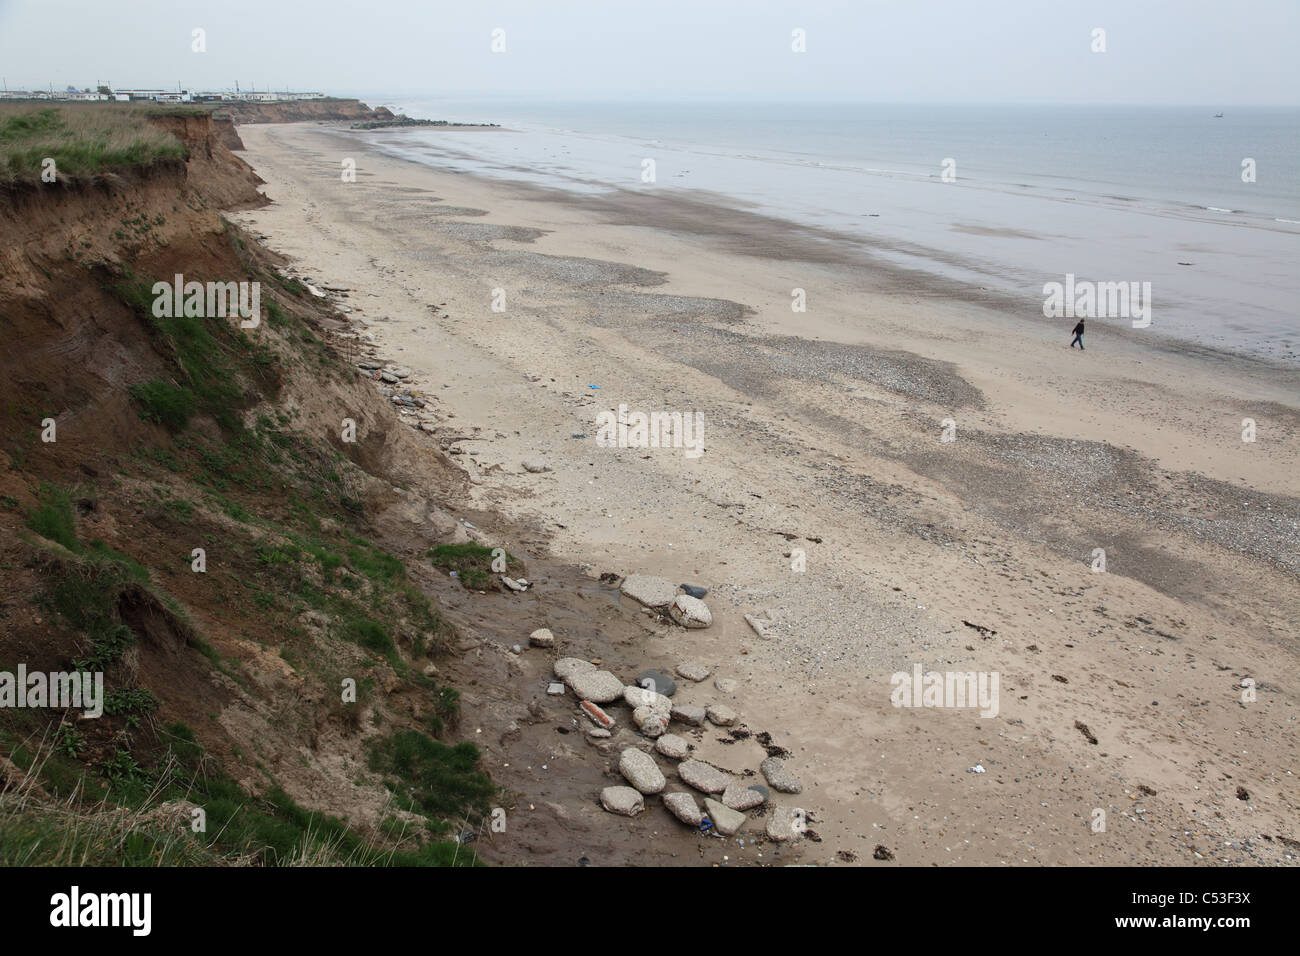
[0,104,186,184]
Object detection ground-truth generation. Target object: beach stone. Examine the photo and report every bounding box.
[635,669,677,697]
[600,786,644,817]
[722,780,767,811]
[706,703,737,727]
[761,757,803,794]
[675,660,711,682]
[655,733,690,761]
[522,459,552,473]
[767,807,804,842]
[529,627,555,648]
[714,677,738,693]
[747,783,770,802]
[670,704,706,726]
[570,670,624,703]
[620,573,677,609]
[678,759,731,794]
[624,685,672,714]
[546,682,565,695]
[669,594,712,628]
[679,584,708,599]
[554,658,596,682]
[633,705,669,738]
[619,748,666,795]
[587,727,611,739]
[703,798,747,836]
[663,792,702,827]
[580,700,616,730]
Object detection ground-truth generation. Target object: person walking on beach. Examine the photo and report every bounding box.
[1070,318,1085,350]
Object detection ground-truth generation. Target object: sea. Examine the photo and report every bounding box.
[358,97,1300,363]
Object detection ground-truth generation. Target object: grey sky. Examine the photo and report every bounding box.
[2,0,1296,103]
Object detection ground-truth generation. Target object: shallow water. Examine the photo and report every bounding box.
[363,99,1300,363]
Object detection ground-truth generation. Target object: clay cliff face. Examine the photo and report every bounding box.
[215,98,394,127]
[0,108,485,864]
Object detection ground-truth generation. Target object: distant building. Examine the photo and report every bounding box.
[0,87,326,104]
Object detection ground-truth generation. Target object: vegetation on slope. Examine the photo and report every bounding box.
[0,104,188,184]
[0,216,495,865]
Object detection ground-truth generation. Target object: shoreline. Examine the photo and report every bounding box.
[229,120,1300,866]
[350,112,1300,366]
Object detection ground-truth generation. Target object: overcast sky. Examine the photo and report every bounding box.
[2,0,1296,103]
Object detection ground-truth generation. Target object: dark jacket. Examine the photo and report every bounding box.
[1072,321,1085,336]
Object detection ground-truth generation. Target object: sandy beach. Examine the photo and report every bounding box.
[229,121,1299,866]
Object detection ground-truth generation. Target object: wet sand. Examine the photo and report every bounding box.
[229,122,1300,866]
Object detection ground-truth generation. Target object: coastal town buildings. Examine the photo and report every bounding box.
[0,86,325,102]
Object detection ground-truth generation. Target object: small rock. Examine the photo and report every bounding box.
[588,727,611,739]
[703,798,747,836]
[679,584,708,599]
[714,677,738,693]
[624,685,671,714]
[663,792,702,826]
[678,759,731,794]
[620,573,677,609]
[675,661,711,682]
[501,576,528,592]
[600,786,644,817]
[669,594,712,628]
[722,780,766,811]
[570,670,624,703]
[619,748,666,794]
[635,669,677,697]
[766,807,804,842]
[546,682,565,695]
[655,734,690,760]
[633,706,669,738]
[580,700,615,730]
[554,658,596,682]
[760,757,802,794]
[529,628,555,648]
[706,704,737,727]
[522,459,552,473]
[670,704,706,726]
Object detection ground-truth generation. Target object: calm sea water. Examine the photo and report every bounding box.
[363,97,1300,361]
